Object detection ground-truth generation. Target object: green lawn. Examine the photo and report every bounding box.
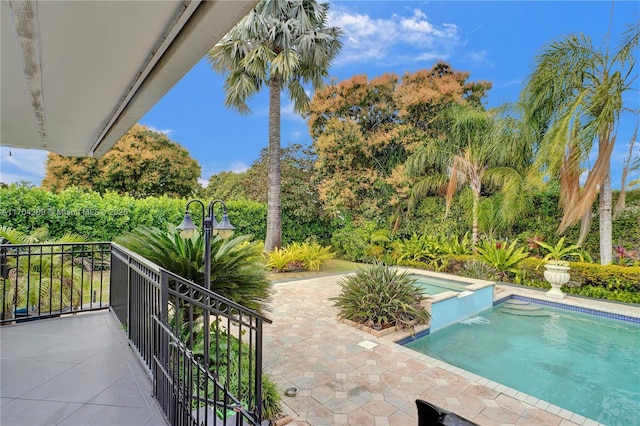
[267,258,362,282]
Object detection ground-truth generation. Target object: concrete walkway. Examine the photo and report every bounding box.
[0,311,166,426]
[263,274,639,426]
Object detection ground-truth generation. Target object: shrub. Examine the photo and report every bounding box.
[115,226,271,314]
[265,241,335,272]
[265,247,297,272]
[295,241,336,271]
[458,259,500,281]
[331,263,430,332]
[0,186,332,245]
[331,222,374,262]
[170,312,281,420]
[568,262,640,292]
[476,240,529,280]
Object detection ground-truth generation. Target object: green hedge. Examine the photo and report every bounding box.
[0,186,332,244]
[514,257,640,303]
[568,262,640,292]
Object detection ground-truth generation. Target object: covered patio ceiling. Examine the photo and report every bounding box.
[1,0,256,157]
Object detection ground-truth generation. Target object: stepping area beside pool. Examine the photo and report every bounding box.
[264,270,639,425]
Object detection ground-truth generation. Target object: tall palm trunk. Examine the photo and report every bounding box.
[599,173,612,265]
[266,76,282,251]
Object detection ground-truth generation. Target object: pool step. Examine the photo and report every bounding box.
[500,307,551,317]
[499,300,550,316]
[504,299,531,306]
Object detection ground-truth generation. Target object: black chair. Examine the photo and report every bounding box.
[416,399,481,426]
[416,399,447,426]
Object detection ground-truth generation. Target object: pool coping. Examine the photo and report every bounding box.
[384,271,640,425]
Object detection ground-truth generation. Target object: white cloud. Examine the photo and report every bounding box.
[466,49,492,66]
[281,102,306,124]
[328,6,461,66]
[227,161,250,173]
[500,79,522,88]
[198,178,209,188]
[141,123,173,136]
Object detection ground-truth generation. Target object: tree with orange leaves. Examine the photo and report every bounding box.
[308,62,491,225]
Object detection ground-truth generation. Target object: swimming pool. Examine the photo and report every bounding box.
[404,299,640,424]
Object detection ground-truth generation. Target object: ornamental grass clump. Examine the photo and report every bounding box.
[331,263,430,333]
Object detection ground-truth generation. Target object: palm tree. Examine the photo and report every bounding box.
[407,106,529,246]
[520,21,639,264]
[208,0,342,251]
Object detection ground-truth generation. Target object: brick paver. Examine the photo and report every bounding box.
[263,271,639,425]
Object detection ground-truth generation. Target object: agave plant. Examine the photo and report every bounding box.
[331,263,430,332]
[116,225,271,314]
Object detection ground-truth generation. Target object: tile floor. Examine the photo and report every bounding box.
[0,310,166,426]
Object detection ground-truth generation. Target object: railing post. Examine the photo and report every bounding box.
[0,242,8,279]
[160,270,169,323]
[255,317,264,422]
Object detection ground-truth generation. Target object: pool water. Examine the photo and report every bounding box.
[404,302,640,425]
[412,275,467,295]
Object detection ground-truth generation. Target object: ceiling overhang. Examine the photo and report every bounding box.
[1,0,256,157]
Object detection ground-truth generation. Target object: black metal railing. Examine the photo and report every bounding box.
[110,243,271,426]
[0,242,110,324]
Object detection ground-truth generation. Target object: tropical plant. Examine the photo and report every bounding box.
[294,241,335,272]
[458,259,500,281]
[520,21,640,264]
[366,229,393,262]
[265,241,335,272]
[407,105,529,246]
[0,225,48,244]
[265,246,297,272]
[0,226,97,319]
[331,263,430,333]
[390,234,446,266]
[535,237,585,263]
[613,245,639,266]
[439,232,473,255]
[476,239,529,280]
[208,0,343,252]
[115,226,271,314]
[168,311,282,420]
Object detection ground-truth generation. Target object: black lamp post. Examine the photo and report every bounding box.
[176,199,235,371]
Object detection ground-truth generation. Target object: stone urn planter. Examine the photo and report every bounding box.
[544,261,570,299]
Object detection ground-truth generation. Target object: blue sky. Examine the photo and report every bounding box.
[2,1,638,189]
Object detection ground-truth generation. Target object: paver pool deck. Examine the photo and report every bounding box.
[263,271,640,426]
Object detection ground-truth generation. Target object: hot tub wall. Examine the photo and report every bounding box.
[430,285,494,332]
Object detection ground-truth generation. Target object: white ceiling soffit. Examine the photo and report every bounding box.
[1,0,257,157]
